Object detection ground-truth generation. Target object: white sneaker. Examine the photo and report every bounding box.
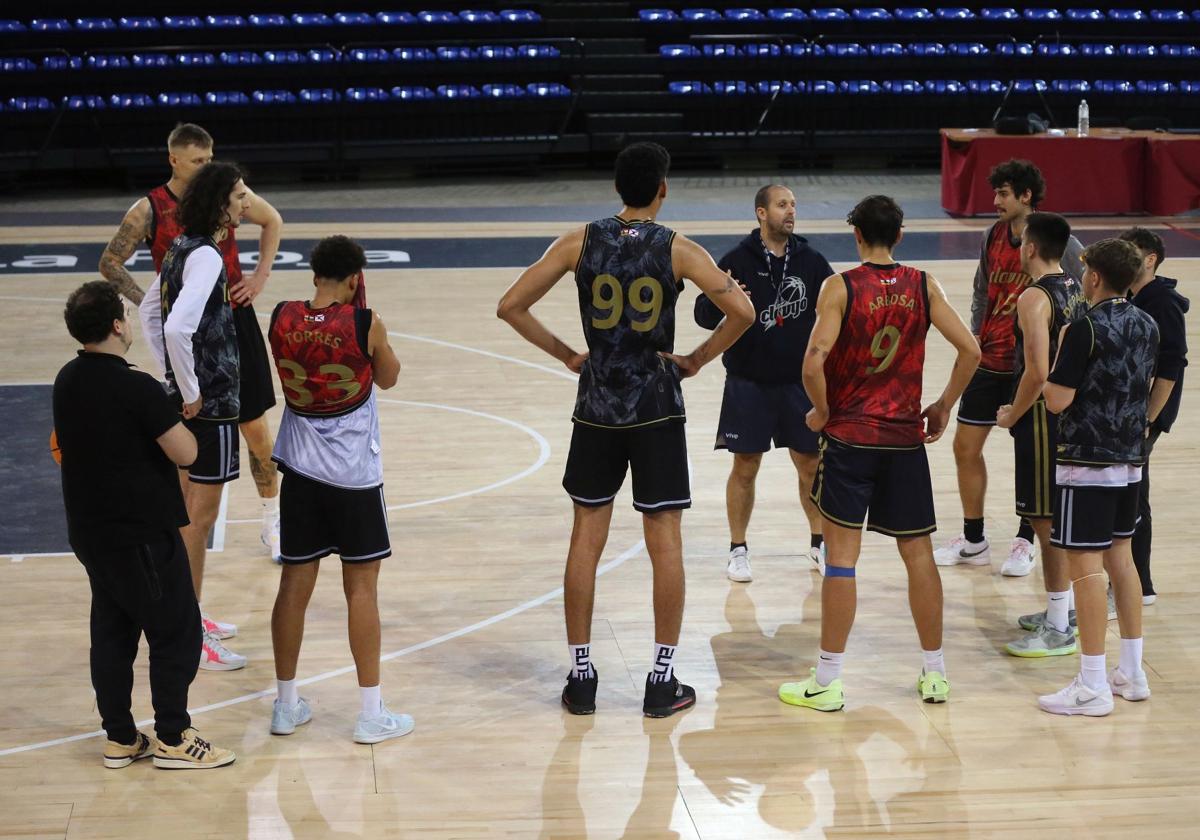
[805,543,826,576]
[933,534,990,567]
[199,630,247,671]
[201,614,236,641]
[1000,537,1036,577]
[1037,676,1114,717]
[1107,667,1151,701]
[262,513,282,564]
[726,546,752,582]
[1143,593,1157,606]
[353,704,415,744]
[271,698,313,735]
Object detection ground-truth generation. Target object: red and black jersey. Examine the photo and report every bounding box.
[147,184,245,306]
[976,222,1033,373]
[824,262,930,448]
[268,300,374,417]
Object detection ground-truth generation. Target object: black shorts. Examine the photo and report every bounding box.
[1012,400,1056,519]
[182,418,240,485]
[279,469,391,564]
[811,435,937,537]
[956,368,1014,426]
[714,374,819,454]
[1051,482,1140,551]
[233,304,277,424]
[563,419,691,513]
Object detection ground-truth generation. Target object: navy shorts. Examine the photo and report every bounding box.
[1051,482,1140,551]
[715,374,819,454]
[181,418,240,485]
[563,419,691,513]
[1012,400,1056,519]
[811,435,936,537]
[279,469,391,564]
[957,368,1014,426]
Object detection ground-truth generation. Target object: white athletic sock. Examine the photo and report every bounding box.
[922,648,946,677]
[277,679,299,706]
[360,684,382,717]
[1079,653,1107,691]
[649,642,676,684]
[1046,590,1071,633]
[262,497,279,520]
[815,649,845,686]
[1118,637,1144,678]
[1068,585,1076,611]
[569,643,594,679]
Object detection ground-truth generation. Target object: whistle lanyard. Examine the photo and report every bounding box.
[761,236,791,327]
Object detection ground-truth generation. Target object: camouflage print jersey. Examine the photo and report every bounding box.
[572,217,684,428]
[1012,271,1087,398]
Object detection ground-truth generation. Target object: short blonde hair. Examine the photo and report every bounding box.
[167,123,213,150]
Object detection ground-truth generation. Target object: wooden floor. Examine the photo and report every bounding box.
[1,210,1198,839]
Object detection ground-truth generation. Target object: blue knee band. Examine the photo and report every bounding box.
[825,565,856,578]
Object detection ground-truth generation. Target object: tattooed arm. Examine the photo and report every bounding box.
[662,235,754,377]
[99,198,152,305]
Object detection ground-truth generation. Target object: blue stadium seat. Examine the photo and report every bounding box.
[31,19,72,31]
[307,49,339,63]
[894,8,934,21]
[132,53,172,68]
[702,43,739,58]
[1163,44,1199,58]
[768,8,807,19]
[1182,81,1200,93]
[220,51,263,66]
[394,47,436,60]
[661,44,701,58]
[350,48,391,62]
[299,89,340,103]
[713,81,751,95]
[345,87,389,101]
[1150,10,1188,22]
[119,17,159,29]
[815,42,867,58]
[1023,8,1061,20]
[1136,80,1174,94]
[936,8,975,19]
[980,8,1018,21]
[87,55,131,70]
[840,80,882,94]
[853,8,892,21]
[205,15,246,27]
[682,9,723,22]
[437,84,480,98]
[377,12,417,24]
[1013,79,1047,92]
[252,90,299,104]
[249,14,289,26]
[292,13,332,25]
[1108,10,1145,22]
[437,46,477,60]
[42,55,79,70]
[1121,44,1157,58]
[9,96,56,110]
[639,9,679,21]
[205,91,252,106]
[810,80,838,94]
[76,18,116,30]
[1065,8,1103,21]
[756,80,797,94]
[1052,79,1090,93]
[500,10,541,22]
[459,10,500,23]
[810,8,851,20]
[1093,79,1135,93]
[482,83,525,97]
[1080,43,1116,57]
[785,43,809,56]
[66,95,108,109]
[264,50,305,64]
[869,43,905,58]
[177,53,216,67]
[158,92,203,107]
[518,45,560,58]
[390,85,435,99]
[996,42,1034,56]
[162,16,203,28]
[947,42,988,56]
[1038,43,1077,57]
[725,8,764,20]
[968,79,1005,94]
[884,80,924,94]
[668,81,710,94]
[479,45,517,59]
[109,93,155,108]
[909,42,946,56]
[743,43,781,57]
[418,11,458,24]
[926,79,967,93]
[335,12,374,25]
[1,57,36,72]
[527,82,570,96]
[0,20,27,32]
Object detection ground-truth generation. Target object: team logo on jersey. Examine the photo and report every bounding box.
[620,228,640,238]
[761,276,809,330]
[880,276,898,286]
[303,313,326,323]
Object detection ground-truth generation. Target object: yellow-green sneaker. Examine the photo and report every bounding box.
[779,668,844,712]
[917,670,950,703]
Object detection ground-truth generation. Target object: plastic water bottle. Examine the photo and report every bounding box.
[1077,99,1089,136]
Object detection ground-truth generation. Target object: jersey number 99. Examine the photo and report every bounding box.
[591,274,663,332]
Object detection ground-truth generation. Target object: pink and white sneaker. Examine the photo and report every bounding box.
[933,534,990,567]
[200,631,247,671]
[201,614,237,641]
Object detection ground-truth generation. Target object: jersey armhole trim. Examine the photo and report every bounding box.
[920,271,931,329]
[355,307,372,357]
[145,195,157,248]
[668,230,683,291]
[573,224,591,277]
[268,300,287,339]
[840,274,853,327]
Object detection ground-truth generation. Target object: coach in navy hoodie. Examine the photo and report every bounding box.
[1120,227,1189,602]
[695,185,834,583]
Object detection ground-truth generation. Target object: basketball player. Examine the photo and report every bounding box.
[1119,227,1189,606]
[497,142,754,717]
[996,213,1086,657]
[696,185,835,582]
[54,281,234,770]
[1039,239,1158,716]
[936,160,1083,575]
[99,123,284,567]
[138,161,250,671]
[778,195,980,711]
[266,236,412,744]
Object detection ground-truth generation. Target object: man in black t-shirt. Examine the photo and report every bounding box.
[1039,240,1159,718]
[53,281,234,769]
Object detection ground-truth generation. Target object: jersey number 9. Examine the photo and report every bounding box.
[865,325,901,375]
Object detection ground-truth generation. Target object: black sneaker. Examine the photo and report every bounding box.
[642,674,696,718]
[561,667,597,715]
